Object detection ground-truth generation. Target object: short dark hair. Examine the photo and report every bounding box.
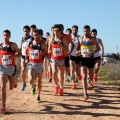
[46,32,50,36]
[83,25,90,30]
[53,24,62,31]
[23,25,30,31]
[66,28,72,32]
[72,25,78,30]
[3,29,11,35]
[91,29,97,35]
[59,24,64,30]
[30,24,37,29]
[38,29,43,35]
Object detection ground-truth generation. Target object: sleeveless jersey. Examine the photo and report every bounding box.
[27,41,43,63]
[94,38,101,57]
[51,38,65,60]
[21,36,33,56]
[70,35,80,56]
[0,42,16,66]
[80,37,94,58]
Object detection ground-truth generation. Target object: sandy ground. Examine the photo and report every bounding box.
[0,79,120,120]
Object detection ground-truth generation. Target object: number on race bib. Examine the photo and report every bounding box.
[81,48,90,57]
[30,50,39,59]
[53,48,63,57]
[2,55,12,65]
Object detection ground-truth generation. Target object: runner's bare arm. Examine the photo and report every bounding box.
[48,37,52,55]
[42,42,48,57]
[11,43,22,58]
[99,39,104,57]
[69,41,74,54]
[92,37,100,54]
[59,38,68,52]
[19,38,22,51]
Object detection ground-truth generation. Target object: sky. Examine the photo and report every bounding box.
[0,0,120,54]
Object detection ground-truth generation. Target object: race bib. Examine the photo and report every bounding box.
[30,50,39,59]
[53,48,63,57]
[81,48,90,57]
[2,55,12,65]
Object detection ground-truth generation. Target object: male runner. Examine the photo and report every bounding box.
[20,25,33,91]
[91,29,104,81]
[25,29,48,102]
[79,25,100,100]
[48,24,68,96]
[0,30,21,113]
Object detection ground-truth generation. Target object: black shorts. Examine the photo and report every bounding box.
[21,55,25,60]
[94,56,101,61]
[64,56,70,67]
[70,55,80,64]
[80,58,95,68]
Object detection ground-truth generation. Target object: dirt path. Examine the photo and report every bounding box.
[0,79,120,120]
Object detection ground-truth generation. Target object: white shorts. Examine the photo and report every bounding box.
[0,65,16,77]
[27,62,43,74]
[51,59,64,66]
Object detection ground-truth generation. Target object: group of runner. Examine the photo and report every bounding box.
[0,24,104,114]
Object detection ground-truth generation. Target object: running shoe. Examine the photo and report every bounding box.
[94,75,98,81]
[0,105,6,114]
[31,85,36,96]
[87,78,90,84]
[84,93,89,101]
[48,78,52,83]
[20,84,27,91]
[36,96,41,103]
[44,73,47,77]
[75,78,78,83]
[54,86,59,95]
[90,81,94,87]
[72,84,77,89]
[67,75,72,82]
[59,88,64,96]
[78,75,82,80]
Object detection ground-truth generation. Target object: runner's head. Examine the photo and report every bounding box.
[51,26,54,37]
[23,25,30,37]
[39,29,43,36]
[53,24,62,37]
[83,25,90,37]
[91,29,97,38]
[72,25,78,35]
[30,24,37,35]
[66,28,72,36]
[59,24,64,34]
[46,32,50,38]
[3,30,11,42]
[32,29,40,41]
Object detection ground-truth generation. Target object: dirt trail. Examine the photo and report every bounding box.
[0,79,120,120]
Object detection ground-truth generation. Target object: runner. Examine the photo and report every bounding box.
[46,27,54,83]
[46,32,50,39]
[25,29,48,103]
[59,24,74,81]
[20,25,33,91]
[48,24,68,96]
[79,25,100,100]
[91,29,104,81]
[0,30,21,113]
[66,28,72,37]
[30,24,37,36]
[69,25,81,89]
